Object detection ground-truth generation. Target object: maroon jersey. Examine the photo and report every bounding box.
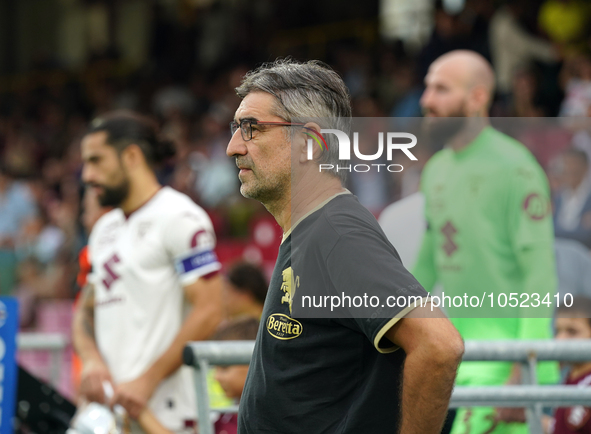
[215,413,237,434]
[553,370,591,433]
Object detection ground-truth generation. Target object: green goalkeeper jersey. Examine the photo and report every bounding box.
[413,126,558,386]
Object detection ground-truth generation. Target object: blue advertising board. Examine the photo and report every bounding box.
[0,297,18,434]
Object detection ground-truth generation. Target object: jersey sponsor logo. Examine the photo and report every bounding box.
[523,193,549,221]
[95,296,125,307]
[266,314,303,340]
[280,267,299,314]
[176,250,219,275]
[440,221,458,257]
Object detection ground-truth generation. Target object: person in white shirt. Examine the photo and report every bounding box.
[554,148,591,249]
[72,111,223,433]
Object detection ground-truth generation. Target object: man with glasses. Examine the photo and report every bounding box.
[226,59,464,434]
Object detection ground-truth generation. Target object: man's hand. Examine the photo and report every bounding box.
[112,373,159,419]
[79,358,113,404]
[495,364,526,423]
[109,275,222,420]
[495,407,526,424]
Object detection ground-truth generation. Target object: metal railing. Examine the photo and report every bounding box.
[17,332,69,388]
[183,340,591,434]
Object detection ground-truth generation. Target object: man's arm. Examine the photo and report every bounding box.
[385,304,464,434]
[137,409,174,434]
[72,283,112,403]
[506,165,557,340]
[113,273,224,418]
[515,246,557,340]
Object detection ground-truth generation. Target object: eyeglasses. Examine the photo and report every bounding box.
[230,119,305,141]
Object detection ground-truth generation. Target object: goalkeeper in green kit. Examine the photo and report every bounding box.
[413,50,559,434]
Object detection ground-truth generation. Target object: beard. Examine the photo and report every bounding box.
[237,164,290,205]
[94,177,130,207]
[423,107,467,151]
[240,173,287,204]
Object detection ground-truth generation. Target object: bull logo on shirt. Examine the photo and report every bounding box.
[280,267,299,314]
[441,221,458,257]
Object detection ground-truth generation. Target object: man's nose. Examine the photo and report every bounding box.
[420,88,433,110]
[227,130,247,157]
[81,164,94,184]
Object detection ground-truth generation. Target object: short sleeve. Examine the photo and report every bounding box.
[326,229,429,353]
[164,207,221,286]
[507,164,554,250]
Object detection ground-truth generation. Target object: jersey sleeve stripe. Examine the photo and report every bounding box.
[372,296,430,354]
[178,261,222,286]
[175,250,220,275]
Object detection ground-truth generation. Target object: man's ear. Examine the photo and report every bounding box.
[467,86,489,116]
[299,122,324,163]
[120,143,145,171]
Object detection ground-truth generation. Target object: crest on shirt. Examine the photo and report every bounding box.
[280,267,299,314]
[566,405,591,430]
[523,193,549,221]
[137,222,151,239]
[190,229,215,249]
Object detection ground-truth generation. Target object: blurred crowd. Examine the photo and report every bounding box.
[3,0,591,327]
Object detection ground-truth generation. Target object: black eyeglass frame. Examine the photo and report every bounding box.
[229,120,306,141]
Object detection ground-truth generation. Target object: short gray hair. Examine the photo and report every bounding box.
[236,59,352,183]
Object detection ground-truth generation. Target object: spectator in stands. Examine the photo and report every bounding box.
[13,257,43,328]
[509,66,548,117]
[418,0,490,80]
[223,262,267,319]
[0,163,37,294]
[554,149,591,249]
[15,211,65,265]
[559,54,591,117]
[546,295,591,433]
[555,238,591,299]
[489,1,558,98]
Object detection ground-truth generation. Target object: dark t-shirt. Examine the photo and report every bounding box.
[553,370,591,433]
[238,193,429,434]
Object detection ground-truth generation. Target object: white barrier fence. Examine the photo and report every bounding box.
[17,332,69,388]
[17,334,591,433]
[183,340,591,434]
